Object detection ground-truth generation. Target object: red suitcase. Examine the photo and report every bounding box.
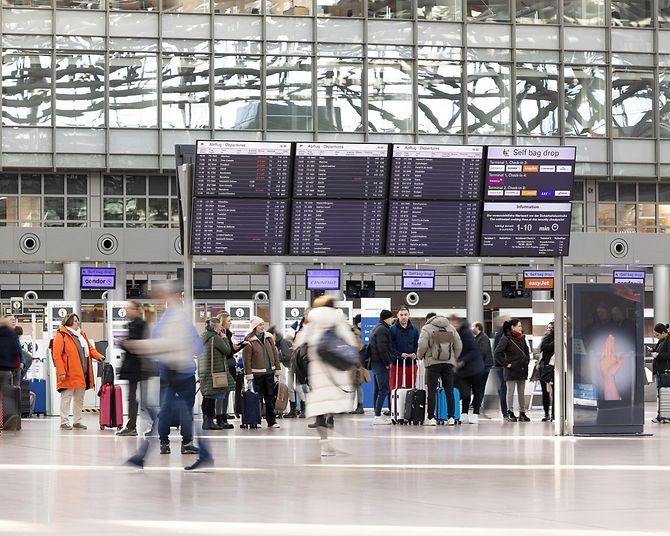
[100,384,123,431]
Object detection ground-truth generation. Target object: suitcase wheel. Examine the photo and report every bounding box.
[117,426,123,431]
[100,425,105,430]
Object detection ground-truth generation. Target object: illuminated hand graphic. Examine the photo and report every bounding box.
[599,335,624,401]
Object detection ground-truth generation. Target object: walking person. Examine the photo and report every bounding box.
[494,319,531,422]
[303,296,357,456]
[243,316,282,429]
[117,301,153,437]
[449,316,485,424]
[539,322,556,422]
[651,323,670,423]
[52,313,105,431]
[472,322,494,419]
[0,315,24,432]
[369,310,395,425]
[418,313,463,426]
[199,317,234,431]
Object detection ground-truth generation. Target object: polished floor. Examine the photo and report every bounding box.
[0,407,668,536]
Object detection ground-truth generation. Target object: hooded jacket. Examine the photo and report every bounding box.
[369,321,393,366]
[455,324,485,378]
[390,320,420,367]
[417,315,463,368]
[52,325,105,391]
[198,330,233,397]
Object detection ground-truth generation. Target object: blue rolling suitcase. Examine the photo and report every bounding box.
[29,379,47,417]
[241,388,261,429]
[435,386,461,424]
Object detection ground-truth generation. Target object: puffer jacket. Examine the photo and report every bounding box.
[369,322,393,366]
[455,325,484,378]
[198,330,233,397]
[494,333,530,382]
[52,325,105,391]
[243,331,280,379]
[417,315,463,368]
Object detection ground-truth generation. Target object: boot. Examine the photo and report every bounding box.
[284,402,298,419]
[542,413,551,422]
[216,416,234,430]
[203,417,223,431]
[351,404,365,415]
[507,410,518,422]
[519,412,531,422]
[298,403,306,419]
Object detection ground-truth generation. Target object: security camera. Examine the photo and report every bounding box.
[101,291,109,300]
[483,292,491,306]
[405,292,420,306]
[23,290,38,300]
[253,291,269,302]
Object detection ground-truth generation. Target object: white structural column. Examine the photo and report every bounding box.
[654,265,670,324]
[269,263,286,328]
[111,263,126,302]
[63,261,81,314]
[466,264,484,323]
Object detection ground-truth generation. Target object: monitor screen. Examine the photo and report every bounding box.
[81,267,116,290]
[306,269,341,290]
[523,270,555,290]
[290,200,385,255]
[479,202,572,257]
[177,268,213,290]
[613,271,646,285]
[293,143,389,199]
[390,144,484,200]
[386,201,480,256]
[190,198,289,255]
[194,140,291,198]
[402,269,435,290]
[485,145,577,201]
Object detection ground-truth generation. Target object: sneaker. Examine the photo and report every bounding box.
[184,458,214,472]
[507,411,518,422]
[652,416,663,423]
[124,456,144,470]
[424,418,437,427]
[320,439,337,457]
[470,414,479,425]
[461,414,470,425]
[269,423,281,429]
[351,406,365,415]
[73,423,87,430]
[373,416,393,426]
[160,442,171,455]
[144,430,157,439]
[116,428,138,437]
[446,417,456,426]
[181,443,199,455]
[383,410,391,417]
[307,422,319,429]
[60,423,73,430]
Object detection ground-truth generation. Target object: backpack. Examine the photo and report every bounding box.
[359,345,371,369]
[291,343,309,386]
[431,326,455,361]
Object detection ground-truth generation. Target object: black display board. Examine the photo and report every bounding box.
[191,198,289,255]
[194,140,291,198]
[293,143,389,199]
[386,201,480,256]
[390,144,484,200]
[485,146,576,201]
[479,202,572,257]
[290,200,385,255]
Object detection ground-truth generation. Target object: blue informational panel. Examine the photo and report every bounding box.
[569,284,645,435]
[360,298,391,408]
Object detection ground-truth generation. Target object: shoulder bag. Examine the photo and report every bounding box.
[211,338,228,389]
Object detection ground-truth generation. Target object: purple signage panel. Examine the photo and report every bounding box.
[401,269,435,290]
[80,267,116,289]
[613,271,646,285]
[480,202,572,257]
[306,269,341,290]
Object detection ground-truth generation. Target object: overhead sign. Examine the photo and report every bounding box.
[523,270,555,290]
[333,301,353,323]
[613,271,645,286]
[80,267,117,290]
[225,301,253,324]
[283,301,309,332]
[402,269,435,290]
[47,301,76,337]
[10,297,23,315]
[306,269,341,291]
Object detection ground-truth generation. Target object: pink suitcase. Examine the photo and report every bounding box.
[100,384,123,431]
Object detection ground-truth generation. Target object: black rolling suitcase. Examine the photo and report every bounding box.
[402,364,426,425]
[1,385,22,430]
[20,380,32,418]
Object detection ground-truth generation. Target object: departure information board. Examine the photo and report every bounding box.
[191,198,288,255]
[293,143,389,199]
[485,146,576,201]
[194,140,291,198]
[290,200,385,255]
[390,145,484,200]
[479,202,572,257]
[386,201,480,256]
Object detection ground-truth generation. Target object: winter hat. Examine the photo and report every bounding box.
[380,310,394,322]
[249,316,265,332]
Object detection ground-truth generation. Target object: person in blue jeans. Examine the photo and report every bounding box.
[368,310,395,425]
[493,323,509,419]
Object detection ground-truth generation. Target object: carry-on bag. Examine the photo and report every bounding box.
[20,380,32,418]
[99,383,123,430]
[392,361,412,425]
[402,364,426,425]
[659,387,670,422]
[1,384,22,430]
[435,382,461,424]
[241,386,261,429]
[29,379,47,416]
[274,382,289,413]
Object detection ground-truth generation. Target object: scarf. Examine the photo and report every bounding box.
[67,327,89,358]
[511,330,524,341]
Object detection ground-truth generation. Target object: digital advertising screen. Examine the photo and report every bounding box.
[569,283,645,435]
[386,201,480,256]
[80,267,116,290]
[479,202,572,257]
[306,269,341,290]
[402,269,435,290]
[194,140,291,198]
[293,143,389,199]
[390,145,484,200]
[523,270,555,290]
[190,198,289,255]
[485,145,576,201]
[290,200,385,256]
[613,271,646,286]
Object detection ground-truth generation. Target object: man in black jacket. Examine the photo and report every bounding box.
[369,310,395,425]
[450,316,484,424]
[117,301,153,437]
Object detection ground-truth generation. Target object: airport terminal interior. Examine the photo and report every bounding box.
[2,0,670,533]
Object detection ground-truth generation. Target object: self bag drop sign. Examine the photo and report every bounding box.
[80,267,116,290]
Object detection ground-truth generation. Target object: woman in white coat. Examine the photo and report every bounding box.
[304,295,357,456]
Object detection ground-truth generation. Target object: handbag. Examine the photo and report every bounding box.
[529,359,541,382]
[318,327,360,371]
[210,339,228,389]
[659,371,670,388]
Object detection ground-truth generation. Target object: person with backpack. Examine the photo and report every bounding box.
[494,318,531,422]
[418,312,463,427]
[368,310,395,425]
[52,313,105,431]
[389,306,420,397]
[449,315,485,424]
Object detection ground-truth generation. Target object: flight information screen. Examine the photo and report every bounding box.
[390,144,484,200]
[290,200,385,255]
[479,202,572,257]
[293,143,389,199]
[386,201,480,256]
[194,140,291,198]
[191,198,289,255]
[485,146,576,201]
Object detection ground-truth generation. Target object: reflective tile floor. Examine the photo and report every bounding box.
[0,407,668,535]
